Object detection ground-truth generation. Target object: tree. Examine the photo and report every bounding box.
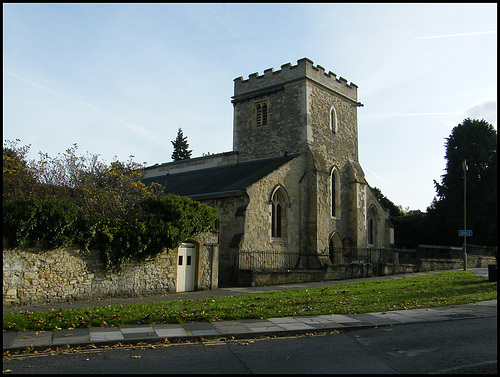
[3,140,38,202]
[3,141,218,270]
[171,128,192,161]
[372,187,404,217]
[3,141,164,219]
[427,118,497,246]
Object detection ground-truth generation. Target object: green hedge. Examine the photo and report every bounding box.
[3,198,91,249]
[3,194,218,270]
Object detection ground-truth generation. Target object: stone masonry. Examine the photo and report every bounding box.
[3,232,218,307]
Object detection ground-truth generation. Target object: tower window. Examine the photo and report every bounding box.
[330,105,338,134]
[256,102,268,127]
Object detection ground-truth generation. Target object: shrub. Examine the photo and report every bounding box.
[3,142,219,270]
[3,198,85,249]
[92,194,218,270]
[4,195,218,270]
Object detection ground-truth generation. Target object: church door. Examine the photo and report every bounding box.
[177,243,196,292]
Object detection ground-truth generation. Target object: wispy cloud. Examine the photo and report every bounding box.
[413,31,496,40]
[363,166,394,188]
[360,112,463,117]
[4,70,157,141]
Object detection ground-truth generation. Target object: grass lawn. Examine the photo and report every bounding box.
[3,271,496,332]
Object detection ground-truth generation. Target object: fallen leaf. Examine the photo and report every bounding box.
[131,355,141,359]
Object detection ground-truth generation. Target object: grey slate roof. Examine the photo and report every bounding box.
[140,154,299,198]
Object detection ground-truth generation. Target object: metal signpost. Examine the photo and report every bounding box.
[462,160,468,271]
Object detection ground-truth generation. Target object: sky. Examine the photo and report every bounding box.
[3,3,497,211]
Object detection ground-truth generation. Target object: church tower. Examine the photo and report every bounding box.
[232,58,372,253]
[231,57,363,165]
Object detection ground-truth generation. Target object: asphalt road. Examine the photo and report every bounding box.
[3,316,497,374]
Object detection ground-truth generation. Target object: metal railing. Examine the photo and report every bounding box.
[234,244,495,272]
[237,247,415,271]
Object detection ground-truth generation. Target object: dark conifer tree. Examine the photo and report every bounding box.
[426,118,497,246]
[171,128,192,161]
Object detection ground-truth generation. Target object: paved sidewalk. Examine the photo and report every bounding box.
[3,268,496,351]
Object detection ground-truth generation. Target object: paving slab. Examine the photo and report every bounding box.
[11,331,53,348]
[343,313,399,326]
[368,311,422,324]
[52,328,90,345]
[88,327,124,342]
[119,325,155,334]
[3,332,18,348]
[212,320,252,329]
[182,322,219,336]
[247,325,284,332]
[152,324,188,337]
[267,317,304,324]
[274,322,316,331]
[122,332,160,340]
[318,314,363,323]
[118,324,158,339]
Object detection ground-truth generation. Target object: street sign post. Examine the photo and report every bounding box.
[462,160,468,271]
[459,230,473,237]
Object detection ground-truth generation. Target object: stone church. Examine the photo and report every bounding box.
[141,58,394,287]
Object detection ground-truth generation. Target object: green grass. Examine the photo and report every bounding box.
[3,271,496,332]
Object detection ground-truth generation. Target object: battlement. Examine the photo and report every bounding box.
[233,57,358,102]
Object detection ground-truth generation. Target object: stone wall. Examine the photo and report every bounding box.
[248,255,496,287]
[3,232,218,307]
[243,154,307,253]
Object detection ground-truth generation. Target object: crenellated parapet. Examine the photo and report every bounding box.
[233,57,359,103]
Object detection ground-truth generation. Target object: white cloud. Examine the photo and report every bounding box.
[4,70,159,142]
[465,100,497,127]
[360,112,464,118]
[413,31,496,40]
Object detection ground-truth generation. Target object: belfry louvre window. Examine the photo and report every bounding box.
[256,103,268,127]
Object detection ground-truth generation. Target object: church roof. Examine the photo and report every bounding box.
[139,154,300,199]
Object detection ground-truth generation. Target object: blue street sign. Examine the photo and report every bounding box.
[459,230,473,237]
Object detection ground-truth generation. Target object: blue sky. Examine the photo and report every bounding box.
[3,3,497,211]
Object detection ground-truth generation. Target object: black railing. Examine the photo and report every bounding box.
[238,247,416,271]
[238,249,301,271]
[235,244,495,272]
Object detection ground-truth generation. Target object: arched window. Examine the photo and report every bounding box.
[330,105,338,134]
[271,186,288,239]
[367,206,378,247]
[331,167,340,218]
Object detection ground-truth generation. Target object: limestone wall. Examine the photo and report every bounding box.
[233,80,307,162]
[242,154,307,253]
[248,255,496,287]
[3,232,218,307]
